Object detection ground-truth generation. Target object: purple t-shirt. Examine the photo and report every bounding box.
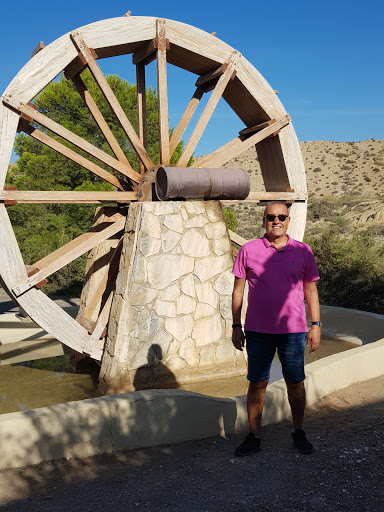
[232,234,320,334]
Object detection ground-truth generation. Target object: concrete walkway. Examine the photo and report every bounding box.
[0,374,383,511]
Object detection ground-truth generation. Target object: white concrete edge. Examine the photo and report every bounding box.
[0,306,383,470]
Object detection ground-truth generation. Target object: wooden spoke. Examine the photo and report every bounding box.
[169,86,204,157]
[18,103,140,183]
[18,119,124,190]
[70,31,154,171]
[12,213,126,297]
[71,74,131,167]
[80,237,123,324]
[0,190,136,204]
[82,290,113,358]
[192,114,290,168]
[177,51,240,167]
[221,191,305,204]
[156,19,170,164]
[228,230,248,247]
[136,62,147,173]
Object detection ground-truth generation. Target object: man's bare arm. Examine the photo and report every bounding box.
[232,277,246,351]
[304,280,321,353]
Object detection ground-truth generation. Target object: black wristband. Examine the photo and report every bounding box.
[232,323,242,328]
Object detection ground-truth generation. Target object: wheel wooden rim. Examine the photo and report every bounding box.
[0,16,307,359]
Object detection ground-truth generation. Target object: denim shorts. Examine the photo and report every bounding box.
[245,331,307,383]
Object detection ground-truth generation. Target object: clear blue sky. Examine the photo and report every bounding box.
[1,0,383,162]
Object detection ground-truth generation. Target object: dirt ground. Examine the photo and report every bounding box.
[0,374,383,512]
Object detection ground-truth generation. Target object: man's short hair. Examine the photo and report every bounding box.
[263,201,290,216]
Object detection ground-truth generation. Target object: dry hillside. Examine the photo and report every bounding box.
[222,140,384,241]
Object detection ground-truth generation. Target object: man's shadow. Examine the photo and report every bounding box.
[133,344,179,391]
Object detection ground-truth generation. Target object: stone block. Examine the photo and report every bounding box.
[180,274,195,297]
[165,354,187,372]
[153,299,177,317]
[214,272,235,295]
[185,215,208,229]
[206,202,223,222]
[195,281,218,308]
[165,314,194,342]
[141,313,163,342]
[210,237,231,256]
[204,222,227,240]
[179,337,197,366]
[140,236,161,257]
[161,230,182,253]
[129,283,158,306]
[163,214,183,233]
[161,284,180,301]
[151,329,172,359]
[199,343,216,366]
[184,202,205,214]
[180,229,210,257]
[148,255,194,289]
[152,202,181,215]
[192,315,222,347]
[219,295,232,320]
[216,338,236,362]
[176,294,196,315]
[194,303,215,320]
[141,212,161,238]
[194,254,232,282]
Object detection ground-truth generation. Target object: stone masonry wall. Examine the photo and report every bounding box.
[99,201,247,394]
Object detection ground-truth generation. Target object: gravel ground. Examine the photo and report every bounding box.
[0,375,383,511]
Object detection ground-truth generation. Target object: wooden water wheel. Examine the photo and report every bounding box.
[0,15,307,361]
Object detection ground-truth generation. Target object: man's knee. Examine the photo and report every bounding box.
[248,379,269,394]
[285,378,305,398]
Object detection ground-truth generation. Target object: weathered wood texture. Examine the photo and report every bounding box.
[0,191,136,204]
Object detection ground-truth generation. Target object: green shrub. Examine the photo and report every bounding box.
[305,229,384,314]
[223,207,237,232]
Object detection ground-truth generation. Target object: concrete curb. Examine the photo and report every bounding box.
[0,307,383,470]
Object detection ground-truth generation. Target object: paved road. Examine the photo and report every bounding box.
[0,375,383,512]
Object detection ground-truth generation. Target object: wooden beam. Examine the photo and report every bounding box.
[136,62,147,173]
[18,120,124,190]
[195,63,227,87]
[228,230,248,247]
[220,191,305,204]
[239,120,275,137]
[0,190,136,204]
[31,41,45,59]
[19,103,140,183]
[71,74,131,167]
[70,31,154,172]
[156,19,170,164]
[169,86,204,157]
[64,53,87,81]
[132,39,157,66]
[12,214,126,297]
[177,51,240,167]
[82,290,113,357]
[80,243,122,326]
[192,114,290,168]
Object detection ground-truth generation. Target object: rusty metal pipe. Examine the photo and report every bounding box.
[155,166,250,201]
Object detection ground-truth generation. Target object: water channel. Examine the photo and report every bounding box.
[0,336,359,415]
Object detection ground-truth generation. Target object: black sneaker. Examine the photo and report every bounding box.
[292,429,313,454]
[235,433,261,457]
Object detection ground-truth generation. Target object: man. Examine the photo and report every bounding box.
[232,201,321,456]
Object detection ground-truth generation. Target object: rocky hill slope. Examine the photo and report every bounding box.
[222,140,384,241]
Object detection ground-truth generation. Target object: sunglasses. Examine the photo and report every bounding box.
[265,214,288,222]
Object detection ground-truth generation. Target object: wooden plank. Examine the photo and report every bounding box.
[64,53,87,80]
[81,237,123,322]
[70,31,154,172]
[220,191,305,204]
[192,114,290,168]
[228,230,248,247]
[239,120,275,137]
[82,290,113,356]
[12,215,126,297]
[169,86,204,157]
[18,103,140,183]
[0,190,136,204]
[177,51,240,167]
[31,41,45,58]
[132,38,157,65]
[71,74,131,167]
[18,121,124,190]
[136,62,147,173]
[195,63,227,87]
[156,19,170,164]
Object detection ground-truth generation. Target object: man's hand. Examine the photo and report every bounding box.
[307,326,321,353]
[232,326,245,351]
